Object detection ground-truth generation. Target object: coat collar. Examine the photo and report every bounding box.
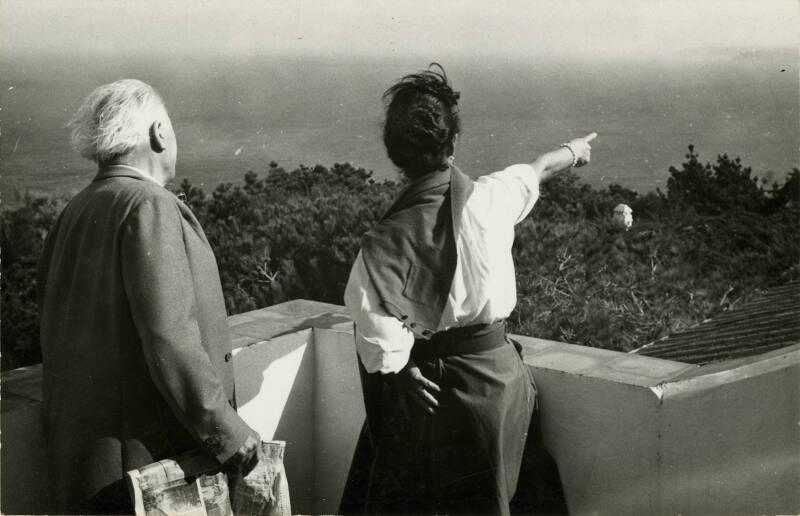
[383,168,451,220]
[382,166,474,222]
[93,165,162,186]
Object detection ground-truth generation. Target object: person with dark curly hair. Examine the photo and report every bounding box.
[342,63,596,515]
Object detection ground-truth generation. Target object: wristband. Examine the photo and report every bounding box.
[560,143,579,168]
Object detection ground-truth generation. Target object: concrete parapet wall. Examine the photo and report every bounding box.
[226,300,361,515]
[657,346,800,515]
[519,336,800,515]
[2,300,798,515]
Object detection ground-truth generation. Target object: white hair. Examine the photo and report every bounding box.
[68,79,164,163]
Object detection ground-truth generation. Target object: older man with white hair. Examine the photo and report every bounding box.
[37,79,260,514]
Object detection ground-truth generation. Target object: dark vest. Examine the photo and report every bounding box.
[361,166,474,335]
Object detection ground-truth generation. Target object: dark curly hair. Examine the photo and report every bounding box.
[383,63,461,179]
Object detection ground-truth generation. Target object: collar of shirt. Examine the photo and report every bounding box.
[93,164,164,186]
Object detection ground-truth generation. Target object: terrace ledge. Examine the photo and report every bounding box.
[3,299,798,515]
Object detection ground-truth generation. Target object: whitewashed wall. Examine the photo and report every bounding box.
[2,301,798,516]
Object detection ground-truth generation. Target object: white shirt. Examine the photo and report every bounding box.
[344,164,541,374]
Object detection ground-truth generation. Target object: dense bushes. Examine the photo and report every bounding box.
[178,162,399,312]
[2,148,798,369]
[1,194,66,369]
[666,145,798,216]
[511,148,799,350]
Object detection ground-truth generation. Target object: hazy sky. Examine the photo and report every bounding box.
[1,0,798,59]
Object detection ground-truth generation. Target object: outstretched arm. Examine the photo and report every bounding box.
[473,132,597,225]
[532,132,597,183]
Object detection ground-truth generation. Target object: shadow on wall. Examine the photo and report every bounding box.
[233,330,316,513]
[231,321,363,516]
[272,344,316,510]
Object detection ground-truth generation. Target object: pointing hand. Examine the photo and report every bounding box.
[567,132,597,167]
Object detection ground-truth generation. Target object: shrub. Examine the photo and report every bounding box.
[1,193,67,370]
[179,162,399,313]
[2,149,798,370]
[666,145,768,214]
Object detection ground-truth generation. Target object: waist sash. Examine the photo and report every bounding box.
[412,320,507,360]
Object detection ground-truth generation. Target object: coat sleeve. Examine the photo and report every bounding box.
[121,194,255,464]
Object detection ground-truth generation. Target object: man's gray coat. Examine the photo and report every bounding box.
[37,166,254,512]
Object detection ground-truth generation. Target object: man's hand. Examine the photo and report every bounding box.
[393,359,441,415]
[224,433,262,477]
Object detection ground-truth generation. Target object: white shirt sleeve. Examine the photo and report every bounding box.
[343,251,415,374]
[474,164,540,225]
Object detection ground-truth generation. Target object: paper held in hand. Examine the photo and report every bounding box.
[126,440,290,516]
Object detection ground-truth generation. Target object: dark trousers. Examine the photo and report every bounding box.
[76,478,133,515]
[342,322,542,516]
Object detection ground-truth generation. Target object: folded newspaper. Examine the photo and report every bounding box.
[126,440,290,516]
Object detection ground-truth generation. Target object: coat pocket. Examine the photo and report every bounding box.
[402,264,445,309]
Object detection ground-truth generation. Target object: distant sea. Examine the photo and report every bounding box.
[1,50,798,207]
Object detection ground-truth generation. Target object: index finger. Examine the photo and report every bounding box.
[585,132,598,142]
[419,376,441,393]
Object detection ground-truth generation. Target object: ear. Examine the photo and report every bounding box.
[446,132,459,157]
[149,121,166,153]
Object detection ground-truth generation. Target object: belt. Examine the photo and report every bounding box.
[412,320,507,359]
